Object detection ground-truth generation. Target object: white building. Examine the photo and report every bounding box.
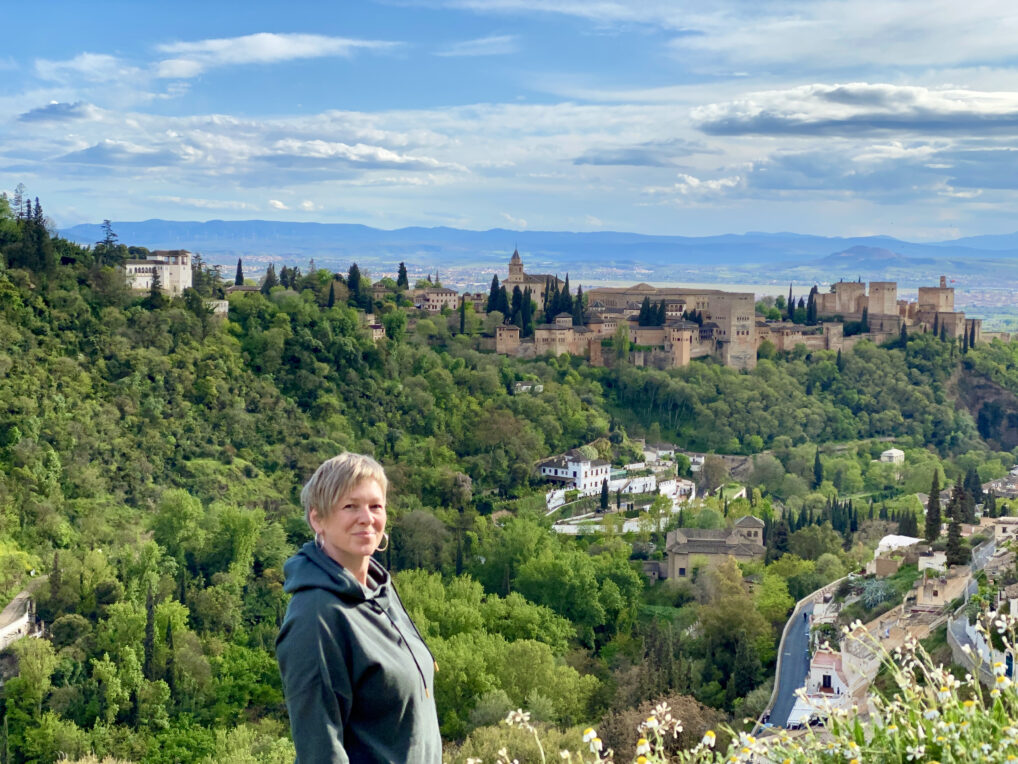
[539,449,611,494]
[880,448,905,465]
[414,287,460,313]
[124,250,193,296]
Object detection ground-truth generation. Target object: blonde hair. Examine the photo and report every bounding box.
[301,452,388,527]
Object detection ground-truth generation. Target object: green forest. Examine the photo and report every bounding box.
[2,193,1018,763]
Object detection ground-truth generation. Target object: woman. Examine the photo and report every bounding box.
[276,452,442,763]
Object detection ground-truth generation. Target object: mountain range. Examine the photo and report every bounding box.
[59,220,1018,287]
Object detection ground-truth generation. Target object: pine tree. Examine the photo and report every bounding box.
[925,469,941,542]
[813,448,823,488]
[234,258,244,286]
[486,274,500,313]
[397,262,409,290]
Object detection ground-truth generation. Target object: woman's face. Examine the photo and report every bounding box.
[310,478,387,571]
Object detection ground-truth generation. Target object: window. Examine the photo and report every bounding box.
[822,674,832,689]
[678,567,686,577]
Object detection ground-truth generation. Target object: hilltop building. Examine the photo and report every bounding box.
[124,250,193,296]
[504,249,563,305]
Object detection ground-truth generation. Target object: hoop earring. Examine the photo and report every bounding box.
[376,531,389,552]
[315,532,324,549]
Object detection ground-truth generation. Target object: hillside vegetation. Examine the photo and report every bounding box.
[2,194,1018,763]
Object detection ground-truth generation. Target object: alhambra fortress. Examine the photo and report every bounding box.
[122,247,997,372]
[491,251,991,371]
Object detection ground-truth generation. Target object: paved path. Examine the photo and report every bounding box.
[771,603,813,728]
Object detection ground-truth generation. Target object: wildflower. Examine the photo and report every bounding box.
[962,699,976,714]
[559,752,571,761]
[906,744,925,761]
[589,737,603,754]
[995,661,1007,676]
[937,686,951,700]
[703,730,717,748]
[644,716,659,730]
[637,758,647,764]
[582,729,597,743]
[505,709,531,727]
[923,709,939,720]
[636,739,650,755]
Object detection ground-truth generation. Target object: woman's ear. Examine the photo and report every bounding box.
[308,508,322,535]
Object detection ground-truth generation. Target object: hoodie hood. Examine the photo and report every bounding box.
[283,541,391,609]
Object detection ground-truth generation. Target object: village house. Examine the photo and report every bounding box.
[651,515,766,579]
[538,449,611,494]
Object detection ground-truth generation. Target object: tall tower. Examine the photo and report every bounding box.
[508,248,524,283]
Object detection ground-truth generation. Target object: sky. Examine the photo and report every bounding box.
[5,0,1018,239]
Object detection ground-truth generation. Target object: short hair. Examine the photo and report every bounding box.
[300,452,388,527]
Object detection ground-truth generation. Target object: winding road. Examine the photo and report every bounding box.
[770,603,814,728]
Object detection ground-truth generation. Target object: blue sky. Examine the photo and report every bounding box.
[6,0,1018,239]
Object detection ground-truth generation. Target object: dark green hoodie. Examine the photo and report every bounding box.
[276,542,441,763]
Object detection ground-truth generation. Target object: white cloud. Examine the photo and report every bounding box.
[501,211,528,228]
[154,195,256,210]
[692,83,1018,136]
[35,53,135,83]
[155,32,397,78]
[268,199,289,210]
[585,214,603,226]
[299,200,319,211]
[644,173,742,197]
[435,34,519,57]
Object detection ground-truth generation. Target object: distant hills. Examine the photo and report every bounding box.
[59,219,1018,288]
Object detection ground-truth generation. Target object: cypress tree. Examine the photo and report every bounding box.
[234,258,244,286]
[639,296,652,326]
[573,286,584,326]
[964,466,983,505]
[836,348,844,372]
[970,322,977,349]
[347,263,362,299]
[397,262,409,290]
[656,299,667,326]
[933,313,940,335]
[498,285,510,317]
[486,274,500,313]
[144,585,155,680]
[561,274,572,315]
[600,479,609,511]
[522,288,534,337]
[327,282,336,308]
[946,507,967,566]
[813,448,823,488]
[860,306,869,332]
[787,284,794,321]
[940,323,947,341]
[899,322,908,347]
[459,299,466,334]
[925,469,941,542]
[511,285,523,325]
[985,492,997,519]
[261,263,278,295]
